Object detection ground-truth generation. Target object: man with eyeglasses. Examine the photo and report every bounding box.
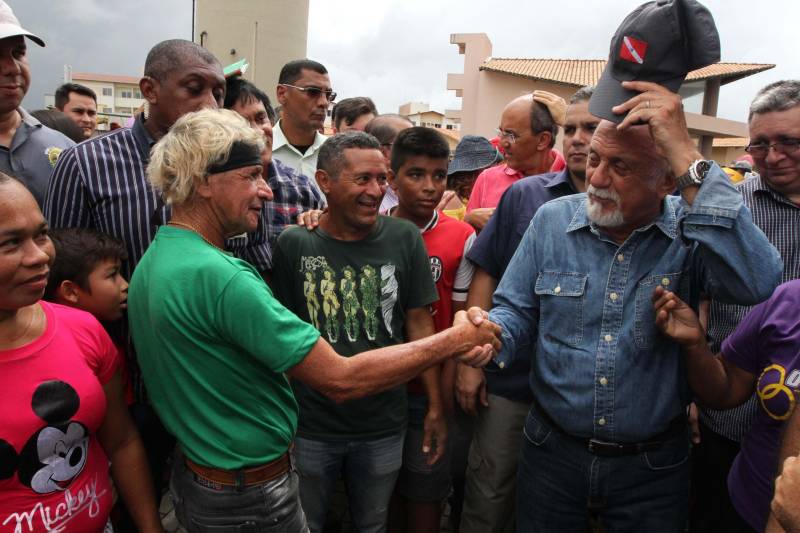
[274,59,335,197]
[464,91,566,231]
[692,79,800,533]
[456,86,598,533]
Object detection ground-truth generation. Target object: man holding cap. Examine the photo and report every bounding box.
[0,0,73,206]
[483,0,783,530]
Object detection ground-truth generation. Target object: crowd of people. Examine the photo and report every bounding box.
[1,0,800,532]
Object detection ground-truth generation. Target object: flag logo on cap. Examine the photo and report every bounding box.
[620,36,648,64]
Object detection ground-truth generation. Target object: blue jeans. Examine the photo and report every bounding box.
[294,432,405,533]
[517,408,690,533]
[170,455,308,532]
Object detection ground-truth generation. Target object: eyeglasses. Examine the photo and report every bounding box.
[496,128,517,144]
[744,138,800,158]
[280,83,337,102]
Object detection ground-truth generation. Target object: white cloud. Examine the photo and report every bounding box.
[14,0,797,125]
[307,0,798,123]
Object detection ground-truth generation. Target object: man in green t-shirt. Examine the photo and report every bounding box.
[129,110,501,533]
[272,132,446,533]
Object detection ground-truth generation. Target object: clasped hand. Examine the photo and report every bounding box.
[453,306,503,368]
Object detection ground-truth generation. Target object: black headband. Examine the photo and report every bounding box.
[207,141,262,174]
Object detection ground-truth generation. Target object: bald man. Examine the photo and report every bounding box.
[464,93,562,230]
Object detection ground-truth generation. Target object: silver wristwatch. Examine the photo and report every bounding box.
[676,159,712,190]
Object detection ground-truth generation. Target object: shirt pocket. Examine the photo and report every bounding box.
[535,271,588,348]
[634,272,683,350]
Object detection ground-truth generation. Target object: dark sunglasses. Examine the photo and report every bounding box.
[280,83,337,102]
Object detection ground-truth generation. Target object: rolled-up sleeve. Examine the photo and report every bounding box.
[681,164,782,305]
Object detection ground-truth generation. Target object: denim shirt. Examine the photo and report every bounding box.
[488,164,782,442]
[468,169,576,402]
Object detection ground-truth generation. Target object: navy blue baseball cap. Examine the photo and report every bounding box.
[589,0,720,123]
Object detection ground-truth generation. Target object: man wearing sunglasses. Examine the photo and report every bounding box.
[693,79,800,533]
[274,59,335,197]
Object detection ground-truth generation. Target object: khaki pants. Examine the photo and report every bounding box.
[460,394,530,533]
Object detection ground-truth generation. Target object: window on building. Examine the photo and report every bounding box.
[133,89,142,99]
[446,124,453,130]
[120,89,133,99]
[102,87,112,96]
[433,123,441,128]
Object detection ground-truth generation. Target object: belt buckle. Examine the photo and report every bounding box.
[587,438,623,457]
[193,472,225,491]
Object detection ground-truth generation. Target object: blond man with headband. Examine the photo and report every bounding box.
[128,109,502,532]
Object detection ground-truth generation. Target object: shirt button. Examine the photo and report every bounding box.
[604,334,613,342]
[598,418,607,426]
[661,278,670,286]
[498,361,505,369]
[599,377,608,386]
[554,286,561,294]
[609,292,618,301]
[617,254,624,262]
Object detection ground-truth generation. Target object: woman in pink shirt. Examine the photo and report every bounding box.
[0,173,162,533]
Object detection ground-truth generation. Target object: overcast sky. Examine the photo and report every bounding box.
[16,0,798,124]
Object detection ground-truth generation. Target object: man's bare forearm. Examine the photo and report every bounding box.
[290,320,497,403]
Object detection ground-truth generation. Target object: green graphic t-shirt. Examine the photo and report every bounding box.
[272,216,438,440]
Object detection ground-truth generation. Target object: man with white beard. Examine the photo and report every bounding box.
[483,79,782,530]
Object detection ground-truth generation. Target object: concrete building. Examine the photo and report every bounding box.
[400,102,461,131]
[712,137,750,164]
[45,71,145,130]
[447,33,774,160]
[193,0,309,97]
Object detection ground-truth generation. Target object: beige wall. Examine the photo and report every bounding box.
[475,73,577,146]
[711,146,747,164]
[449,33,492,136]
[194,0,309,98]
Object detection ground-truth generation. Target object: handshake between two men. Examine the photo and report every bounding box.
[287,306,502,405]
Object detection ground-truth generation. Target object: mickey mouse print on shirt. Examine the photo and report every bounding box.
[0,301,119,533]
[0,380,89,494]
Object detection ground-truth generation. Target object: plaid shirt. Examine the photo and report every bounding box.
[702,175,800,441]
[266,158,326,249]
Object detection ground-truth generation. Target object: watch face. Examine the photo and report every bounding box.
[696,160,712,178]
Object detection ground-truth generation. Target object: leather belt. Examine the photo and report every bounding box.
[185,452,290,488]
[533,401,686,458]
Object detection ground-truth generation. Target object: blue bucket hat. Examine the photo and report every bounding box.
[448,135,502,176]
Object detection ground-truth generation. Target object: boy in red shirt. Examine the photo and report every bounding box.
[387,127,476,533]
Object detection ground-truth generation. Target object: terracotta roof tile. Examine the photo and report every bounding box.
[479,59,774,87]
